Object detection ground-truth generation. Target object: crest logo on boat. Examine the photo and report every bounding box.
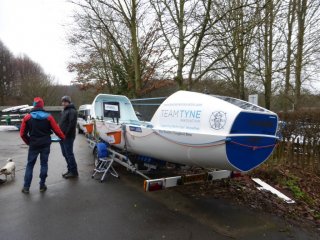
[209,111,227,130]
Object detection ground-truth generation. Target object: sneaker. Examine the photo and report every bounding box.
[40,185,47,192]
[63,172,79,179]
[62,171,70,177]
[21,187,30,194]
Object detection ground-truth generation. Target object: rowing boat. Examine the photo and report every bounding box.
[89,91,278,172]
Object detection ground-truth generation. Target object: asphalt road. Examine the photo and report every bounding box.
[0,131,318,240]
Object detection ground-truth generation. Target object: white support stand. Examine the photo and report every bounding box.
[252,178,295,204]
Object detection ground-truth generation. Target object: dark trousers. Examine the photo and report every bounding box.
[24,145,50,188]
[59,137,78,174]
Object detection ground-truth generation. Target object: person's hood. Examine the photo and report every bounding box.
[64,103,76,110]
[30,109,50,120]
[33,97,44,108]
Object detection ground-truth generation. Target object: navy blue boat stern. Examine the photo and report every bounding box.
[226,112,278,172]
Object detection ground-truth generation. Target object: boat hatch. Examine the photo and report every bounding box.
[213,95,268,112]
[103,102,121,123]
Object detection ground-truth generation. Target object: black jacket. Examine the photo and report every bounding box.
[20,109,65,148]
[59,104,78,138]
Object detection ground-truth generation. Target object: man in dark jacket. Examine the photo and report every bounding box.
[59,96,79,178]
[20,97,65,193]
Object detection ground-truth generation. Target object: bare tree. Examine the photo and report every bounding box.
[283,0,296,112]
[0,40,56,105]
[66,0,320,111]
[151,0,216,90]
[280,0,320,111]
[263,0,275,110]
[293,0,307,110]
[14,55,54,103]
[247,0,282,109]
[69,0,165,97]
[213,0,262,100]
[293,0,320,110]
[0,41,15,105]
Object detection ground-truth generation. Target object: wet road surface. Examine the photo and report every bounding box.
[0,131,318,240]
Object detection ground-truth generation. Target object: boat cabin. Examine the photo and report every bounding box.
[91,94,139,124]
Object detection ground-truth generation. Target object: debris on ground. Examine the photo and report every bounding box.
[175,165,320,232]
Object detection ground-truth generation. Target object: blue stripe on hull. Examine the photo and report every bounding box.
[226,136,276,172]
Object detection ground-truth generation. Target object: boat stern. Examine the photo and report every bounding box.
[226,112,278,172]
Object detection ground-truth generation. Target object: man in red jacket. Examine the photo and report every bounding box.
[20,97,65,193]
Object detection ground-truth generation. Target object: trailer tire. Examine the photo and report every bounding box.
[93,147,99,167]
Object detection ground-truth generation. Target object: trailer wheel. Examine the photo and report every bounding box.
[93,147,99,167]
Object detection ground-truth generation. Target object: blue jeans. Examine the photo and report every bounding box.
[24,145,50,188]
[59,137,78,174]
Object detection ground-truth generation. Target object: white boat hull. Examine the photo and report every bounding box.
[91,91,279,172]
[0,126,19,131]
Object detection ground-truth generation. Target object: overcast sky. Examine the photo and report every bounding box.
[0,0,75,85]
[0,0,319,93]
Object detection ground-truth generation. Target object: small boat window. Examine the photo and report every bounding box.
[212,95,268,112]
[103,102,120,123]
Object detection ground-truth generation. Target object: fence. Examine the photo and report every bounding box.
[0,106,62,125]
[269,111,320,173]
[131,97,166,121]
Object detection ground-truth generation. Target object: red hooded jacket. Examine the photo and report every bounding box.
[20,105,65,147]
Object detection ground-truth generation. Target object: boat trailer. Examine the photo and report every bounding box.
[86,137,296,203]
[86,137,231,192]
